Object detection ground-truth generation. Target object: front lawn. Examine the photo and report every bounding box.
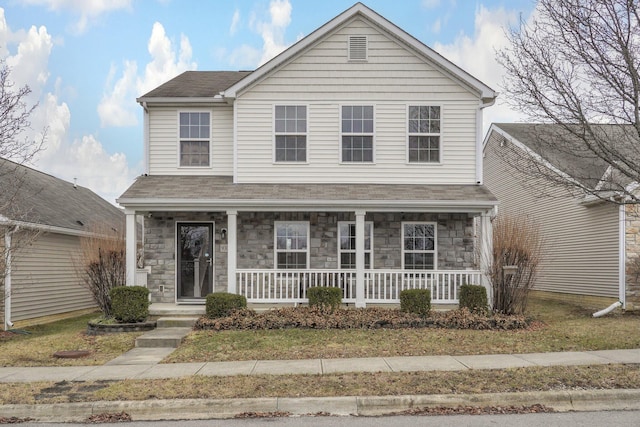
[0,314,142,367]
[164,298,640,363]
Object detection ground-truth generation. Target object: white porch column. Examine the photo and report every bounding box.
[125,209,137,287]
[480,210,494,309]
[227,210,238,294]
[355,210,366,308]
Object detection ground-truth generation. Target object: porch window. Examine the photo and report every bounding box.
[338,221,373,268]
[408,106,440,163]
[275,221,309,269]
[179,112,210,167]
[341,105,374,162]
[275,105,307,162]
[402,222,436,269]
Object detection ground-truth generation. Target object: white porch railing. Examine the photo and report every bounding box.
[236,269,482,304]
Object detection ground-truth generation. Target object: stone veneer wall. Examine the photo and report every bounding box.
[144,211,476,303]
[625,205,640,310]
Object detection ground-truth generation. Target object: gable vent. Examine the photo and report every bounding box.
[348,36,367,61]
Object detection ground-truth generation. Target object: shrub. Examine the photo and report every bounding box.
[206,292,247,319]
[459,284,488,314]
[110,286,149,323]
[307,286,342,311]
[399,289,431,317]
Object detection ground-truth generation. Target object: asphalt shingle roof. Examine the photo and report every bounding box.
[118,175,496,206]
[139,71,252,99]
[0,159,124,232]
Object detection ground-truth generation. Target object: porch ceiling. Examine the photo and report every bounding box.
[117,175,498,213]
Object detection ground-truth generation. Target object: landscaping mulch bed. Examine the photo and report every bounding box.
[194,307,532,331]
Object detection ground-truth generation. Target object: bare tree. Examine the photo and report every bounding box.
[0,59,47,321]
[497,0,640,203]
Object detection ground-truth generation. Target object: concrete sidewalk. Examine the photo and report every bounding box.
[1,348,638,383]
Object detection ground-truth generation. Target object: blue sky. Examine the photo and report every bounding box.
[0,0,536,204]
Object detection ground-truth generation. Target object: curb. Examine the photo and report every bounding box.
[2,389,640,422]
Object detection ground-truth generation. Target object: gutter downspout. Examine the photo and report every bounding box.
[4,226,18,330]
[618,203,626,308]
[142,102,150,175]
[476,97,496,185]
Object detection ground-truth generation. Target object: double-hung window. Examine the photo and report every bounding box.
[402,222,436,270]
[179,112,210,167]
[275,105,307,162]
[341,105,374,162]
[408,106,440,163]
[338,221,373,269]
[275,222,309,269]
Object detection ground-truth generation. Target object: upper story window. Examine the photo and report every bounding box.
[402,222,436,270]
[275,105,307,162]
[274,221,309,269]
[179,112,210,167]
[341,105,374,162]
[338,221,373,269]
[408,106,441,163]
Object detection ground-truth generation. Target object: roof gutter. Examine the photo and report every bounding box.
[4,226,18,330]
[0,218,112,238]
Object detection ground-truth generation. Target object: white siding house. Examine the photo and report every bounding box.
[118,3,498,309]
[483,123,639,310]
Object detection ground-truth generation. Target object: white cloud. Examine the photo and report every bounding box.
[433,5,526,130]
[0,7,136,204]
[97,22,196,128]
[21,0,132,33]
[226,0,294,68]
[431,18,442,34]
[230,9,240,36]
[423,0,441,9]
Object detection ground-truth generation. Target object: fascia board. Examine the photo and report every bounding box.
[0,218,112,238]
[117,197,498,213]
[223,3,496,101]
[136,96,225,104]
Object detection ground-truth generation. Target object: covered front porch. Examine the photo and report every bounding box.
[118,176,497,308]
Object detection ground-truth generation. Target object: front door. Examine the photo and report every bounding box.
[177,222,214,300]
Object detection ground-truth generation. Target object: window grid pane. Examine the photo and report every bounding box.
[275,222,308,269]
[342,105,374,163]
[275,106,307,162]
[179,112,210,167]
[408,106,440,163]
[403,223,435,270]
[338,222,373,269]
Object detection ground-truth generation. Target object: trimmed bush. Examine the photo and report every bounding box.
[206,292,247,319]
[459,284,488,314]
[109,286,150,323]
[400,288,431,317]
[307,286,342,311]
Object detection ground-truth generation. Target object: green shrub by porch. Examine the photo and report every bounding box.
[307,286,342,310]
[400,289,431,317]
[206,292,247,318]
[459,284,488,314]
[109,286,150,323]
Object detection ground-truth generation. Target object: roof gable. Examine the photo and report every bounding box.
[0,159,124,233]
[224,2,496,102]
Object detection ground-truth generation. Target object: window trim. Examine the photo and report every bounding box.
[273,104,309,164]
[177,110,212,169]
[340,104,375,164]
[405,104,443,165]
[337,221,374,269]
[401,221,437,270]
[274,221,310,269]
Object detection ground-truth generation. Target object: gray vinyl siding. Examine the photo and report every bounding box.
[9,232,96,322]
[483,130,620,298]
[234,17,479,184]
[148,105,234,176]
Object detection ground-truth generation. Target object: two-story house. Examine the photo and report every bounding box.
[117,3,498,309]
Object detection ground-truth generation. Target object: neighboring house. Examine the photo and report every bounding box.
[483,123,640,310]
[117,3,498,308]
[0,159,124,330]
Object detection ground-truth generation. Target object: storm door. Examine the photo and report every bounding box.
[177,222,214,300]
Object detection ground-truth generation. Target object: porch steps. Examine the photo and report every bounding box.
[135,327,191,348]
[156,317,199,328]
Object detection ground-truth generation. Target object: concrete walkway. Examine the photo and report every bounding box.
[1,348,638,383]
